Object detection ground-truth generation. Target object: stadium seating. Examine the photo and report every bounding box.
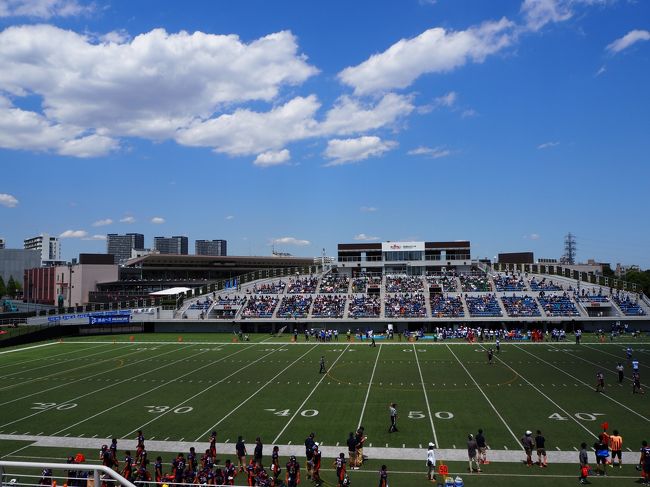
[493,273,526,292]
[529,277,563,291]
[612,294,645,316]
[287,276,319,294]
[241,296,279,318]
[426,275,458,292]
[253,280,286,294]
[277,295,313,318]
[430,295,464,317]
[312,295,346,318]
[466,294,502,317]
[348,295,381,318]
[385,275,424,293]
[385,293,426,317]
[460,274,492,292]
[538,294,580,317]
[501,295,541,317]
[319,275,350,293]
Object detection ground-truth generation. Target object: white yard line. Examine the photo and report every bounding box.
[122,346,282,437]
[479,344,598,440]
[194,345,318,441]
[0,344,158,408]
[445,344,522,449]
[0,342,57,355]
[0,345,195,429]
[357,343,382,428]
[0,344,130,382]
[52,345,256,436]
[0,343,105,371]
[516,345,650,423]
[413,343,438,447]
[272,344,350,444]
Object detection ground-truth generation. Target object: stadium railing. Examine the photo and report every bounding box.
[0,460,135,487]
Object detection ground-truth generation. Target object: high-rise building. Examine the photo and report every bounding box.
[24,234,61,264]
[195,239,227,256]
[107,233,145,264]
[154,236,188,255]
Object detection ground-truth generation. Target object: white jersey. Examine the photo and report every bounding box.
[427,449,436,465]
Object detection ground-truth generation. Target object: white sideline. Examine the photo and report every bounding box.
[413,344,438,447]
[0,342,56,354]
[0,343,105,371]
[357,343,382,429]
[195,345,318,441]
[122,345,281,437]
[445,344,522,449]
[481,344,598,440]
[516,344,650,423]
[52,345,256,436]
[272,344,350,444]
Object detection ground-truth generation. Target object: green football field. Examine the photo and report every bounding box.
[1,333,649,487]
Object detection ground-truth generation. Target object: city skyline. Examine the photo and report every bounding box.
[0,0,648,267]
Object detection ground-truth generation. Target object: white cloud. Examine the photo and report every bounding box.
[120,216,136,224]
[435,91,457,108]
[0,25,317,155]
[324,136,397,166]
[353,233,380,241]
[151,217,165,224]
[60,229,88,238]
[272,237,311,246]
[0,0,93,18]
[319,93,414,135]
[225,215,235,220]
[0,192,18,207]
[407,146,451,159]
[82,234,107,241]
[521,0,572,31]
[254,149,291,167]
[338,18,514,94]
[595,65,606,76]
[524,233,541,240]
[360,206,377,213]
[606,30,650,54]
[461,108,478,118]
[537,141,560,149]
[100,30,130,44]
[92,218,113,227]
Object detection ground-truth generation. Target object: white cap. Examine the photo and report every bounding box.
[525,430,532,436]
[428,442,435,447]
[314,442,319,447]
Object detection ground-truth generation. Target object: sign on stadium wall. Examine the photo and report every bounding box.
[381,241,425,252]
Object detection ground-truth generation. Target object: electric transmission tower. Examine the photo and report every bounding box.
[561,232,577,264]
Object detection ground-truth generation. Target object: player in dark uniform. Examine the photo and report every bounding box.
[109,439,119,469]
[121,451,133,481]
[595,371,605,392]
[633,371,644,394]
[254,437,263,466]
[347,432,357,470]
[154,456,163,483]
[305,432,315,479]
[286,455,301,487]
[188,446,198,472]
[223,459,237,486]
[246,459,257,487]
[487,348,494,365]
[535,430,547,467]
[270,446,281,486]
[236,436,248,472]
[640,440,650,486]
[209,431,217,459]
[39,468,53,486]
[334,453,347,487]
[319,356,326,374]
[312,443,322,486]
[135,430,145,465]
[100,445,112,468]
[378,465,388,487]
[172,453,186,485]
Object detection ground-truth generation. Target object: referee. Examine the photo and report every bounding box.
[388,403,398,433]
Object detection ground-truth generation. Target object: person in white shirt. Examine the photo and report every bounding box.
[426,442,436,480]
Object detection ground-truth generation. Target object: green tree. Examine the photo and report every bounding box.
[6,275,17,298]
[623,270,650,296]
[0,275,5,297]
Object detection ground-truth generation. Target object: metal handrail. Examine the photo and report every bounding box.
[0,460,135,487]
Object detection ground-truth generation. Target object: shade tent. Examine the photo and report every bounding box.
[149,287,192,296]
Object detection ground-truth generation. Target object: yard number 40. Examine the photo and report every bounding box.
[548,412,603,421]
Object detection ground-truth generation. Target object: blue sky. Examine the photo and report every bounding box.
[0,0,648,267]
